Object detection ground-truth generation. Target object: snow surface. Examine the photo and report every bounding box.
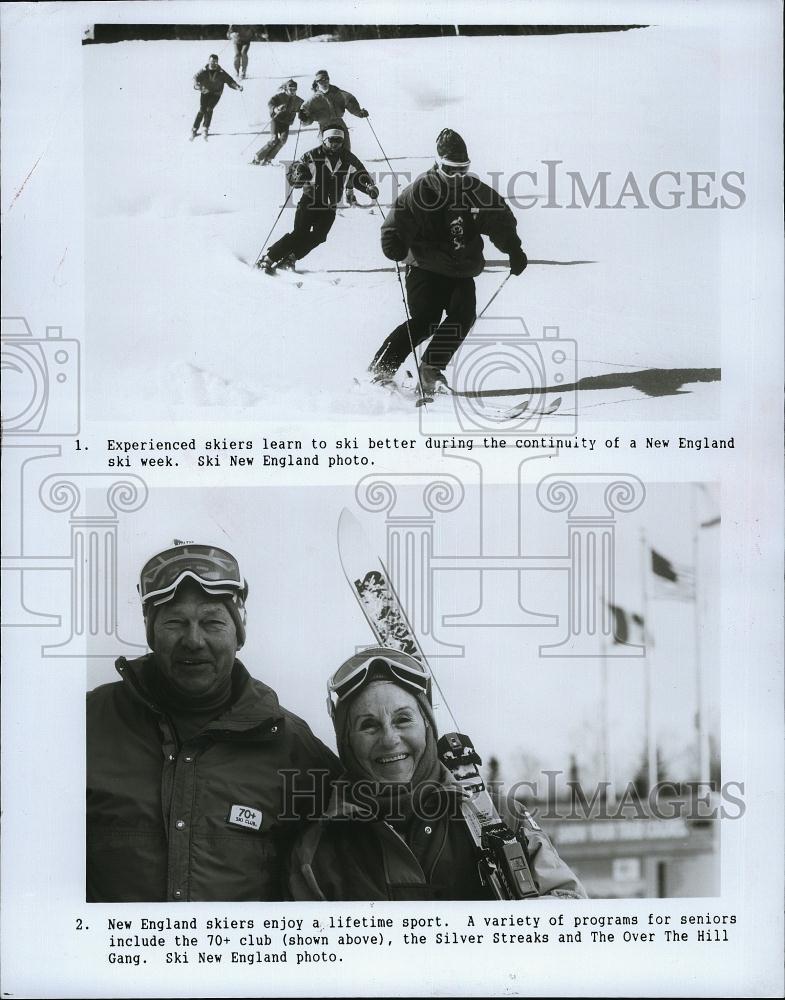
[84,32,722,423]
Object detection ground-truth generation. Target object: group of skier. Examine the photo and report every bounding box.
[190,45,529,400]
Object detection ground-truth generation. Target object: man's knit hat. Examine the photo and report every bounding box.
[436,128,470,166]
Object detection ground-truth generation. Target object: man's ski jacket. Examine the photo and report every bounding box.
[87,655,339,902]
[288,772,587,901]
[268,90,304,127]
[298,85,364,127]
[288,145,375,208]
[194,65,240,96]
[381,166,524,278]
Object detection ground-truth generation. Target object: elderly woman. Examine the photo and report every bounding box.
[288,647,586,901]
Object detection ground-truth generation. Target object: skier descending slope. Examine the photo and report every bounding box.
[252,80,303,166]
[226,25,255,80]
[258,124,378,274]
[191,54,243,139]
[368,129,528,399]
[298,70,370,204]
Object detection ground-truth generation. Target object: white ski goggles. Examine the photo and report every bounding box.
[437,158,471,177]
[326,651,431,719]
[138,544,248,608]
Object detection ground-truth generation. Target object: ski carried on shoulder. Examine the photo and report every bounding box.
[337,508,540,900]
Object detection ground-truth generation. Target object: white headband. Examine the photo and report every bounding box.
[322,128,343,140]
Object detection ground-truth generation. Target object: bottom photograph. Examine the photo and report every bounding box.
[83,477,722,903]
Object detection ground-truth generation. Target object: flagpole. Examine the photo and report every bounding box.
[599,634,616,808]
[692,485,708,783]
[640,528,656,794]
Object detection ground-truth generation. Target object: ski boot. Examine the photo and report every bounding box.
[417,363,449,404]
[257,254,277,275]
[279,253,297,272]
[368,368,399,393]
[190,127,198,141]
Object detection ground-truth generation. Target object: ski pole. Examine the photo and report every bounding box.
[251,127,303,263]
[365,119,429,404]
[370,197,428,405]
[365,116,394,174]
[253,186,293,265]
[477,272,512,320]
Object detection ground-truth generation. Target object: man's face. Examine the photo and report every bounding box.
[286,83,298,95]
[208,57,219,70]
[152,584,238,700]
[316,77,329,93]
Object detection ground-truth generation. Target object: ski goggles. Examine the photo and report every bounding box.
[326,650,431,719]
[437,158,471,177]
[138,544,248,608]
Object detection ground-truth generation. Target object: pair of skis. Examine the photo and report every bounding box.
[370,370,558,423]
[337,508,539,900]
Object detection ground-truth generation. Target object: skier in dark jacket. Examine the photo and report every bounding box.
[368,128,528,398]
[288,647,586,901]
[259,123,379,273]
[191,54,243,139]
[298,69,369,203]
[86,543,340,902]
[252,79,304,165]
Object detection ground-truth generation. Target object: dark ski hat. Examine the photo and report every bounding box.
[436,128,470,166]
[314,69,330,81]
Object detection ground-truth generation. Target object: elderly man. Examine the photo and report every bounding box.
[86,543,338,902]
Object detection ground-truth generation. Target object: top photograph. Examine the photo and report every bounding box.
[81,22,737,428]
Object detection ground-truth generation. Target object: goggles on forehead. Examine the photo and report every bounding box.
[326,650,431,720]
[138,544,247,608]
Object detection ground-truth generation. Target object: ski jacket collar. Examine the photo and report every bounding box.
[319,766,464,821]
[114,653,284,738]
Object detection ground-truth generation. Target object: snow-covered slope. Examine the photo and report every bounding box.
[84,32,722,422]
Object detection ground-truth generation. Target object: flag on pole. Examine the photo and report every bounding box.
[650,548,695,601]
[608,603,646,645]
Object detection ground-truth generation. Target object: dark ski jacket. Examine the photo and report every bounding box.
[288,145,375,208]
[268,90,304,127]
[288,771,587,901]
[298,85,364,127]
[86,655,340,902]
[381,166,524,278]
[194,65,240,96]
